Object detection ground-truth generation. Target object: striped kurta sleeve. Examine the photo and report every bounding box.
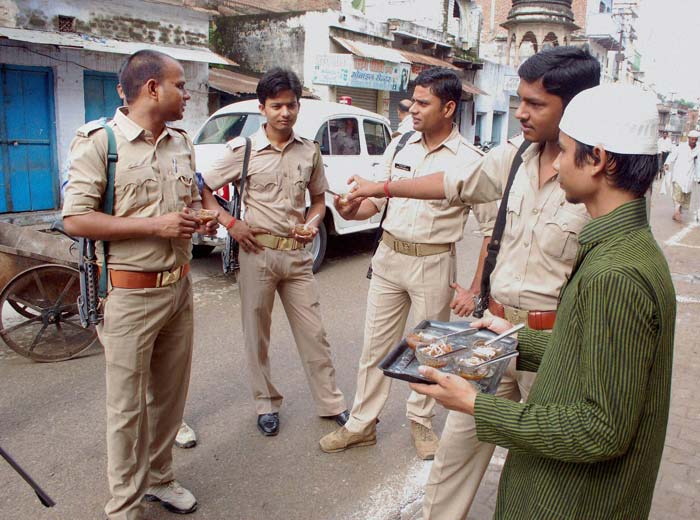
[474,270,659,463]
[514,328,550,372]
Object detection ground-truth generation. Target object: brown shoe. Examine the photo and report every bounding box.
[410,421,439,460]
[319,426,376,453]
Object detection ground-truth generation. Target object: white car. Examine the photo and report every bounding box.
[192,99,393,272]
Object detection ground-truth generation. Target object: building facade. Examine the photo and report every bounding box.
[212,0,487,138]
[0,0,228,218]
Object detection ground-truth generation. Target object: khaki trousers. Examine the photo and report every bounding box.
[238,247,345,416]
[422,309,542,520]
[99,276,193,520]
[345,242,456,435]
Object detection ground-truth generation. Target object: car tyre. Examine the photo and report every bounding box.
[192,244,215,258]
[310,221,327,273]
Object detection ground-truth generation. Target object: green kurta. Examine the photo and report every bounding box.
[474,198,676,519]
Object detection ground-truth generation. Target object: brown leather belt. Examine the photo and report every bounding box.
[108,264,190,289]
[488,299,556,331]
[381,231,454,257]
[256,233,305,251]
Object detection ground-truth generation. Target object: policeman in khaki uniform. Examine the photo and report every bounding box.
[320,68,496,460]
[63,50,208,519]
[201,68,348,437]
[347,47,600,519]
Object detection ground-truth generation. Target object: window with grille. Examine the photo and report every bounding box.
[58,16,76,33]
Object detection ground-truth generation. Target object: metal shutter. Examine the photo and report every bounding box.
[336,87,379,114]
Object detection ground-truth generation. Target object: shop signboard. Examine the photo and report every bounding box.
[313,54,410,92]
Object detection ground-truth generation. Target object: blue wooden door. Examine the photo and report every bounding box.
[0,65,57,213]
[84,72,122,122]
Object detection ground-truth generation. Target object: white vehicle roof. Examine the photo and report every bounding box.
[207,98,390,138]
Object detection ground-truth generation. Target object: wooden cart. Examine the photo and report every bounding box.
[0,221,98,362]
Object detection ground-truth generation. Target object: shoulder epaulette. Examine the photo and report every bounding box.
[460,138,485,156]
[166,124,189,136]
[76,118,110,138]
[226,136,248,150]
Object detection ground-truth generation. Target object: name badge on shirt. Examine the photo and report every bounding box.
[394,163,411,172]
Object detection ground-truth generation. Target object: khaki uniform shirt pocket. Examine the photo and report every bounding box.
[115,166,159,217]
[292,165,312,206]
[248,171,280,203]
[505,193,523,239]
[175,174,194,206]
[540,206,586,261]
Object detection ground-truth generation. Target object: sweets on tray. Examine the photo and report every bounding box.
[405,332,438,350]
[453,356,490,380]
[472,345,500,360]
[415,342,453,368]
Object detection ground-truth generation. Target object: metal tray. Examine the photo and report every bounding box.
[379,320,519,393]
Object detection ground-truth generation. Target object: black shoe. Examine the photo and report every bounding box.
[257,413,279,436]
[329,410,350,426]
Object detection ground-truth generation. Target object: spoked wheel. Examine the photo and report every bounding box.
[0,264,98,362]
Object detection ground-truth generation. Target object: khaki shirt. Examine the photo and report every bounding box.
[444,135,591,311]
[202,125,328,237]
[371,126,497,244]
[62,107,200,272]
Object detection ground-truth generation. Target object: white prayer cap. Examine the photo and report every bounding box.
[559,84,659,155]
[688,130,700,138]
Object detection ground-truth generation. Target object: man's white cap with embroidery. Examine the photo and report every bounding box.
[559,84,659,155]
[688,130,700,138]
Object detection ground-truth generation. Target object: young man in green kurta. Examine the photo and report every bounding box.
[411,84,676,519]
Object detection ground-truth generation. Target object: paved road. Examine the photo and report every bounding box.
[1,185,699,520]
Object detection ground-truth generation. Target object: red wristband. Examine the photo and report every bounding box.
[383,179,392,198]
[225,217,237,230]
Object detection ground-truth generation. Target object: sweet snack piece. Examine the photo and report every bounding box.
[415,342,453,368]
[293,225,314,238]
[473,345,500,360]
[192,208,218,223]
[337,193,351,208]
[405,332,437,350]
[453,356,489,380]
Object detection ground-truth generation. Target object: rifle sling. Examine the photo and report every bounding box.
[230,137,252,219]
[98,123,118,298]
[475,139,531,316]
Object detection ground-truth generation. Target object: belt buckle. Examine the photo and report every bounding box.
[396,240,413,255]
[160,268,180,287]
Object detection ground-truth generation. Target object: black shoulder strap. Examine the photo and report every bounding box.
[366,131,416,279]
[98,122,118,298]
[229,137,252,219]
[473,139,531,317]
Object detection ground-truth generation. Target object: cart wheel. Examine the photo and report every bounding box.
[0,265,98,362]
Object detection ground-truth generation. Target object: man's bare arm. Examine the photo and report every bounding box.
[63,211,198,241]
[451,237,490,317]
[334,196,380,221]
[305,193,326,227]
[200,185,266,254]
[346,173,446,201]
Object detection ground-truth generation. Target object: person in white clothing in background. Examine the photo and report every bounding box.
[657,130,673,177]
[665,130,700,222]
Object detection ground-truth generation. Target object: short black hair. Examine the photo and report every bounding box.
[574,140,657,197]
[118,50,175,104]
[256,67,302,105]
[398,99,412,112]
[519,46,601,107]
[414,68,462,106]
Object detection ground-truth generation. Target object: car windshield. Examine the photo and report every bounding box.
[194,113,265,145]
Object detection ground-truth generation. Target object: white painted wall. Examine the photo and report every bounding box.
[0,43,208,172]
[364,0,443,31]
[12,0,210,44]
[474,59,516,144]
